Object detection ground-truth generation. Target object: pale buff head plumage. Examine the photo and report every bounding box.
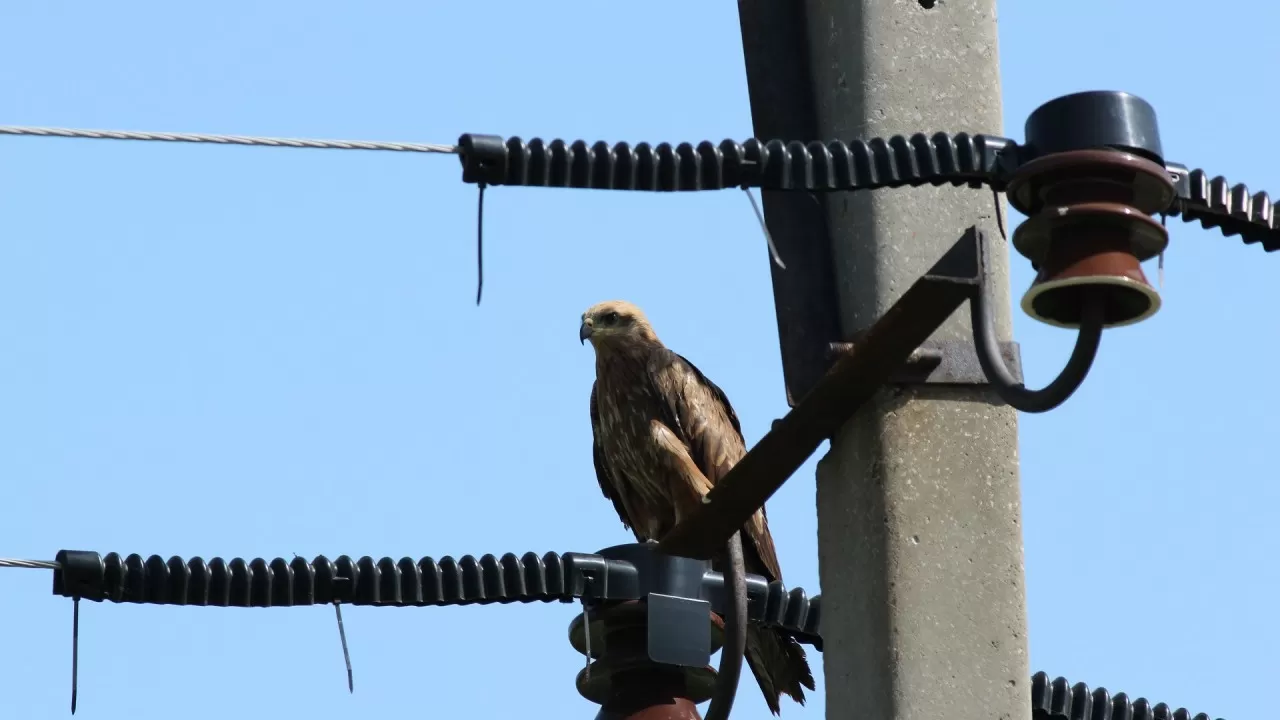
[579,300,661,350]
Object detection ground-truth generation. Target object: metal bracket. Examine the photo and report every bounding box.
[829,337,1023,387]
[824,225,1022,388]
[646,593,713,667]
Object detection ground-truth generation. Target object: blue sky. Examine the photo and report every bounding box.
[1,2,1275,719]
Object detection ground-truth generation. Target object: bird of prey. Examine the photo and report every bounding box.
[579,299,815,715]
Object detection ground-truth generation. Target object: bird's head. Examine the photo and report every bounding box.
[579,300,660,349]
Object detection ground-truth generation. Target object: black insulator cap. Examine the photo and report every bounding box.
[1024,91,1165,165]
[596,542,709,600]
[457,133,509,185]
[54,550,106,601]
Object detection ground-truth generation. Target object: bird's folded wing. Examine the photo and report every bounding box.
[650,350,784,583]
[590,381,643,542]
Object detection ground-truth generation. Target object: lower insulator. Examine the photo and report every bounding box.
[570,601,719,718]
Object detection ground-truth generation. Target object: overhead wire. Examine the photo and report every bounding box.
[0,125,457,154]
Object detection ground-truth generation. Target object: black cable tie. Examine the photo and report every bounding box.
[70,597,79,715]
[475,182,486,306]
[992,186,1007,242]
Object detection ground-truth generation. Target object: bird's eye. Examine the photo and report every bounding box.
[603,311,620,324]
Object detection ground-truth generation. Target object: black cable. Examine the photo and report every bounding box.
[970,284,1102,414]
[705,532,747,720]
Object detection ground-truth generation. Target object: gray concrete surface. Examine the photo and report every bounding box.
[804,1,1030,719]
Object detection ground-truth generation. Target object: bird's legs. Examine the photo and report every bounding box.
[650,421,716,539]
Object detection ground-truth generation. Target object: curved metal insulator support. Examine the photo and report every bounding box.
[972,287,1102,413]
[51,549,823,647]
[457,132,1014,192]
[1030,671,1222,720]
[704,532,748,720]
[1165,164,1279,251]
[970,226,1102,413]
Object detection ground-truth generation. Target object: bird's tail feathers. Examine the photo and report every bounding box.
[743,624,816,715]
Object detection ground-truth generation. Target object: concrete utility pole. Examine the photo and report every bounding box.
[738,2,1028,720]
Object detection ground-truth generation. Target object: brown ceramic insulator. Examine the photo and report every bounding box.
[569,603,725,659]
[1018,202,1166,329]
[1005,149,1177,225]
[1013,198,1171,268]
[591,676,704,720]
[574,601,718,720]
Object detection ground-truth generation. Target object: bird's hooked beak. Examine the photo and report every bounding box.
[579,318,593,345]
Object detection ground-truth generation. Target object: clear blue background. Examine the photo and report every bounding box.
[1,2,1274,718]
